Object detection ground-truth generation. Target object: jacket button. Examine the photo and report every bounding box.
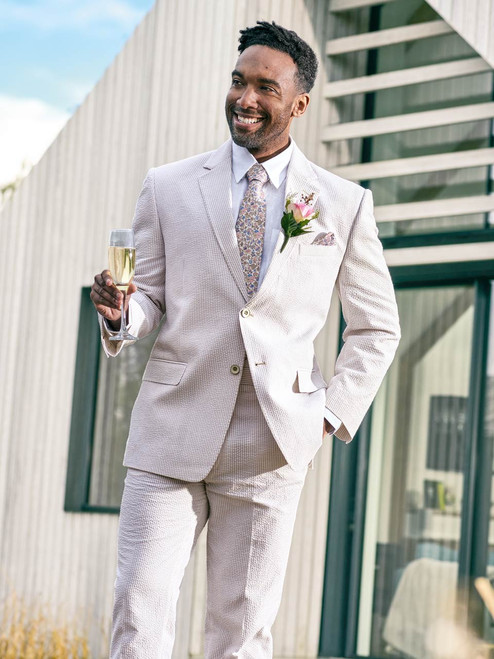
[240,308,251,318]
[230,364,241,375]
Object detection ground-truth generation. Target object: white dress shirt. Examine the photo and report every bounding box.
[104,140,341,437]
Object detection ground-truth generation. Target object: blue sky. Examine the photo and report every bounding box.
[0,0,155,186]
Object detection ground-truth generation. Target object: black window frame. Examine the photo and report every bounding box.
[64,287,120,514]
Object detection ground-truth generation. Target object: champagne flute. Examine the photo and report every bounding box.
[108,229,137,341]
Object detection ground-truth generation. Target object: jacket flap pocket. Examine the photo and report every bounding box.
[297,368,327,393]
[143,359,187,385]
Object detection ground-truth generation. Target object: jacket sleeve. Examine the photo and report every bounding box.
[325,188,400,443]
[100,168,166,357]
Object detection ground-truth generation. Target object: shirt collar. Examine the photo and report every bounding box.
[231,138,294,189]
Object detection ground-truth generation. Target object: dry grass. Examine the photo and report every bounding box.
[0,593,90,658]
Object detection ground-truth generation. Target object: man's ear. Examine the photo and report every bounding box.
[292,93,310,118]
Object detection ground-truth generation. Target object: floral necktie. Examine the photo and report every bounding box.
[235,163,269,297]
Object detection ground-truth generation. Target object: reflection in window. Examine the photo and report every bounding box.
[481,283,494,649]
[357,286,474,658]
[372,2,493,236]
[334,0,493,238]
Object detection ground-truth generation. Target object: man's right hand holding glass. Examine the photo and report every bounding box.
[90,269,137,331]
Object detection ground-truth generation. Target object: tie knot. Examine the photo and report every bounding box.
[246,163,268,185]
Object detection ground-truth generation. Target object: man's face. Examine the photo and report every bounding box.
[225,45,309,161]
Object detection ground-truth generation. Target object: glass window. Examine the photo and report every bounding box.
[479,283,494,649]
[65,288,161,512]
[356,286,475,657]
[331,0,494,238]
[88,329,159,508]
[372,2,493,236]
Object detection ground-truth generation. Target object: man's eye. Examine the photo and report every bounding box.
[261,86,275,93]
[232,79,242,86]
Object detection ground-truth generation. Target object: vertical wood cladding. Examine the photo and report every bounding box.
[427,0,494,68]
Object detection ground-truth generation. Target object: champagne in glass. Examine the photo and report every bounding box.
[108,229,137,341]
[109,245,135,292]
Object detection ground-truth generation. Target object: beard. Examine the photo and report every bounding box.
[226,113,269,151]
[225,103,292,154]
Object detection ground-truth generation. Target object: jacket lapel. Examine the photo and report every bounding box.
[284,142,321,211]
[199,140,249,302]
[252,142,321,303]
[198,139,321,306]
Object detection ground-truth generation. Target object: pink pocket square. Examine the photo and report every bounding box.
[312,231,335,246]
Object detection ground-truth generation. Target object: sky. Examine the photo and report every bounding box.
[0,0,155,187]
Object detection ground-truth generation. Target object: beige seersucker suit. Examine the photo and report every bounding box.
[101,138,400,658]
[103,138,400,476]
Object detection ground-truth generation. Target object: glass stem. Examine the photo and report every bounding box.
[120,290,127,335]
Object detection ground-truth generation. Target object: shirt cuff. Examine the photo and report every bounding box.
[102,297,144,335]
[324,408,342,435]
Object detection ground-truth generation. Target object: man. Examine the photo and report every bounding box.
[91,21,400,659]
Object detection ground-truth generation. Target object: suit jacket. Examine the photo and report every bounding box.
[101,139,400,480]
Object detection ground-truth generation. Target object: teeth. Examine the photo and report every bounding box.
[236,114,262,124]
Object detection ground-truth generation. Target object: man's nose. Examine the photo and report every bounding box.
[237,86,257,108]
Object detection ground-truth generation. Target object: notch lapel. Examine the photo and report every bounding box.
[284,143,320,211]
[199,140,249,302]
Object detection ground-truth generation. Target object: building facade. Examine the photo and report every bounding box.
[1,0,493,657]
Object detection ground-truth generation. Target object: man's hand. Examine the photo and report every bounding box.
[90,269,137,329]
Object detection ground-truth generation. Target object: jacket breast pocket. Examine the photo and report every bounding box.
[282,243,340,310]
[142,359,187,385]
[298,243,336,258]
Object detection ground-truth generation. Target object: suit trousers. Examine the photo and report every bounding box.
[110,361,308,658]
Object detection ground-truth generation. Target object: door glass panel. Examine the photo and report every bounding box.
[357,286,475,657]
[481,283,494,648]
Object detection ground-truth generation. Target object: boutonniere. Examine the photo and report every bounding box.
[280,193,319,252]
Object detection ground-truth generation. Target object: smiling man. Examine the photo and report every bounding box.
[226,43,308,159]
[91,20,400,659]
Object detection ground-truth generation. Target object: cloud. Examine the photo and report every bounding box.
[30,66,94,109]
[0,94,69,187]
[0,0,144,33]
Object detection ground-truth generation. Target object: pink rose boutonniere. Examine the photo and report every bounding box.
[280,193,319,252]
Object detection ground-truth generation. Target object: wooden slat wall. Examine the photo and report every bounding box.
[324,57,491,97]
[331,148,494,181]
[330,0,394,11]
[427,0,494,68]
[323,102,494,140]
[326,20,453,54]
[0,1,371,657]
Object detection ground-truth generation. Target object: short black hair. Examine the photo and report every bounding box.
[238,21,318,93]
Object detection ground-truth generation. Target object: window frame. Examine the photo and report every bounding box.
[319,260,494,658]
[64,287,120,514]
